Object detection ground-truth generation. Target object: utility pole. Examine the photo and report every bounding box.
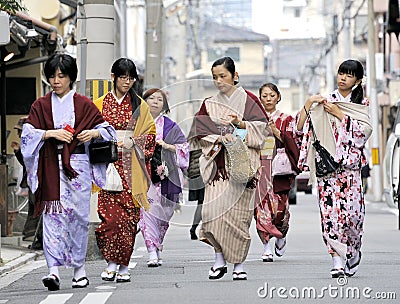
[343,0,351,59]
[367,0,382,201]
[145,0,163,89]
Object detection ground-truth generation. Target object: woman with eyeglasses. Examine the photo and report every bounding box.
[94,58,156,283]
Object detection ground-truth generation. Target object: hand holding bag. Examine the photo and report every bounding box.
[305,107,339,177]
[89,128,118,164]
[103,163,123,191]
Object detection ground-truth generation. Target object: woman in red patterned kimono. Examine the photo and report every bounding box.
[255,83,300,263]
[94,58,156,283]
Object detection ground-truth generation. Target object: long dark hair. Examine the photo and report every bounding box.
[211,56,238,85]
[111,58,141,119]
[337,59,364,104]
[44,53,77,89]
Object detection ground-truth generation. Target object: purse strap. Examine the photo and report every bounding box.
[304,106,318,142]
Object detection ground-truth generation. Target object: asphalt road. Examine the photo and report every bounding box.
[0,192,399,304]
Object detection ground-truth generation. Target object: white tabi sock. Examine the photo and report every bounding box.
[118,265,129,274]
[73,265,86,279]
[233,262,244,273]
[48,266,59,278]
[263,241,273,255]
[149,250,158,261]
[107,261,118,272]
[213,252,226,269]
[332,255,343,269]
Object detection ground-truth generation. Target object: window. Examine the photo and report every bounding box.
[207,47,240,62]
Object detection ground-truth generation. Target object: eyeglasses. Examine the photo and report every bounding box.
[118,75,135,82]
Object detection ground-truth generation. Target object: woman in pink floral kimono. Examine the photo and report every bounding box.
[296,59,372,278]
[139,88,189,267]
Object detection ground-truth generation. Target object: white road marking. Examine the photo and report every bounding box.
[0,260,47,289]
[128,262,137,269]
[80,292,112,304]
[0,300,9,303]
[39,294,73,304]
[95,285,116,290]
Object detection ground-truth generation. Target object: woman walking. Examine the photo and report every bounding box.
[255,83,300,262]
[21,53,115,290]
[94,58,156,282]
[139,88,189,267]
[194,57,269,280]
[296,59,372,278]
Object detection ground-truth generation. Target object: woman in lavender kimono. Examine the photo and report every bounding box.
[296,59,372,278]
[21,53,115,291]
[139,88,189,267]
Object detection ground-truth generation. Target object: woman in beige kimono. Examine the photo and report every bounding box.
[194,57,269,281]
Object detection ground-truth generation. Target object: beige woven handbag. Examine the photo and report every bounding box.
[222,135,255,183]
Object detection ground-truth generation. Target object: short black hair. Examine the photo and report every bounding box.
[44,53,78,89]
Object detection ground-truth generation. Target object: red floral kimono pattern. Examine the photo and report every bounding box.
[255,111,298,242]
[96,93,155,266]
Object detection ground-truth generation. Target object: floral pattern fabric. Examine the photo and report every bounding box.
[139,115,189,253]
[297,91,370,259]
[95,92,156,266]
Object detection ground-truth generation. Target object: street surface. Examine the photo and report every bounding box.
[0,192,399,303]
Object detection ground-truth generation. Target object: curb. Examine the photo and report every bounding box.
[0,251,43,276]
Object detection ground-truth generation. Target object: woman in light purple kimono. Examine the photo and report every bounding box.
[139,88,189,267]
[21,54,116,291]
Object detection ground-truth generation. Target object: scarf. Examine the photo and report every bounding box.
[160,116,187,199]
[307,101,372,184]
[194,87,268,182]
[94,94,156,210]
[25,92,106,216]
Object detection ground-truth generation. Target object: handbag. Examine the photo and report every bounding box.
[89,128,118,164]
[272,148,294,176]
[103,163,123,191]
[150,145,170,183]
[222,133,255,183]
[306,109,339,177]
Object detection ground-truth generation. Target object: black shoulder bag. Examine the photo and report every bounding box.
[305,107,339,177]
[89,128,118,164]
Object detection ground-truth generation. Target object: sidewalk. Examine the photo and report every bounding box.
[0,236,43,276]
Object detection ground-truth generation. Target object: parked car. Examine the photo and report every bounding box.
[383,107,400,209]
[289,171,312,204]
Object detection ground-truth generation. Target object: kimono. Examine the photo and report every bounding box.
[297,90,372,260]
[139,115,189,253]
[195,87,269,263]
[21,90,115,269]
[255,110,300,242]
[94,92,156,266]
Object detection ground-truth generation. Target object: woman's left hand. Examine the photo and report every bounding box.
[323,102,344,120]
[76,130,100,142]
